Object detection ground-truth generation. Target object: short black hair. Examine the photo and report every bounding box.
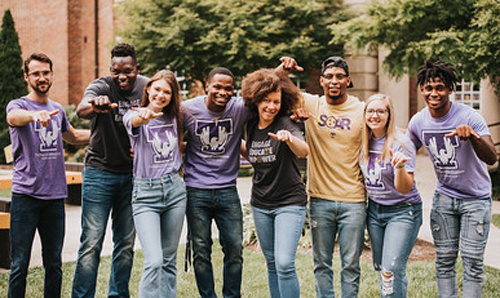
[417,60,459,90]
[111,43,137,62]
[24,53,53,74]
[207,67,234,83]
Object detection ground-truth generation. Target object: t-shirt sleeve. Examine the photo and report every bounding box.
[6,99,25,113]
[468,109,490,136]
[59,105,70,133]
[301,92,318,115]
[122,109,140,137]
[406,115,422,150]
[83,78,110,99]
[394,134,417,173]
[284,118,305,141]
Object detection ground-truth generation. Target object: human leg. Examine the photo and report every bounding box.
[337,201,366,298]
[214,187,243,298]
[273,205,306,298]
[159,174,187,297]
[430,192,460,298]
[309,197,338,298]
[459,198,491,298]
[108,172,135,298]
[186,187,217,298]
[132,179,163,298]
[252,206,279,298]
[38,199,65,298]
[378,203,422,298]
[72,167,115,298]
[8,193,40,298]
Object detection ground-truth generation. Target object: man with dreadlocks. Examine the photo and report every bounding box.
[407,60,497,298]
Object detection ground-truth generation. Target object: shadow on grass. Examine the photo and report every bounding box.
[1,243,500,297]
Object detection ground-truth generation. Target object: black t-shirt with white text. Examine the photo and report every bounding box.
[246,116,307,210]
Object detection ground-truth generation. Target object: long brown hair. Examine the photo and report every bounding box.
[141,69,183,148]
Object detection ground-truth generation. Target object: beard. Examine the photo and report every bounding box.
[30,81,52,94]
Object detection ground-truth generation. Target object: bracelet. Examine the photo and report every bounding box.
[395,164,405,169]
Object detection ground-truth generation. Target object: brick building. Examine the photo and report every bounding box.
[0,0,115,107]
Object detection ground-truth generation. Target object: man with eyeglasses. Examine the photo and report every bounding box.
[6,53,90,298]
[72,43,149,298]
[280,56,366,298]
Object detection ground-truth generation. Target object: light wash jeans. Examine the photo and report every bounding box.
[186,186,243,298]
[252,205,306,298]
[431,191,491,298]
[367,200,422,298]
[309,197,366,298]
[8,194,65,298]
[72,166,136,298]
[132,173,187,298]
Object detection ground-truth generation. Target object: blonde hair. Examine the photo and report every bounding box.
[361,94,404,164]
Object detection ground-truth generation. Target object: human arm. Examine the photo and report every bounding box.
[445,125,497,165]
[275,56,304,76]
[390,149,413,195]
[268,130,309,158]
[62,126,90,145]
[131,107,163,128]
[76,95,118,119]
[7,109,59,127]
[240,140,249,161]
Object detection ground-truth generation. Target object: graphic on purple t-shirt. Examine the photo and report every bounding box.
[35,120,60,152]
[195,119,233,155]
[407,102,491,200]
[147,123,177,163]
[7,97,70,200]
[181,96,251,189]
[363,151,386,190]
[360,134,421,206]
[422,130,460,169]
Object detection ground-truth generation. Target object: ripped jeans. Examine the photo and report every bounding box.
[367,200,422,298]
[431,191,491,298]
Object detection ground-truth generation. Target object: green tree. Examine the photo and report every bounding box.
[118,0,347,83]
[0,9,27,163]
[331,0,500,92]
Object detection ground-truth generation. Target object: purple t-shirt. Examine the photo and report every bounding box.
[360,133,421,205]
[407,102,492,200]
[181,96,251,189]
[7,97,70,200]
[123,110,182,178]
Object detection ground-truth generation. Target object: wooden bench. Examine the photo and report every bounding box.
[0,171,83,269]
[0,212,10,269]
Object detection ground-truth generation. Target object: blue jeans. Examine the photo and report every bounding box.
[8,193,65,298]
[72,166,136,298]
[252,205,306,298]
[132,173,187,298]
[431,191,491,298]
[367,200,422,298]
[186,186,243,298]
[309,197,366,298]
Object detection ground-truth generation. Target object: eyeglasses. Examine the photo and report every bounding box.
[322,74,347,81]
[366,109,388,116]
[28,71,52,79]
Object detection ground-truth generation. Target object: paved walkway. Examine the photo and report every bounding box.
[1,152,499,274]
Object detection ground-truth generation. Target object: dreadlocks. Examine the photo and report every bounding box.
[416,60,459,90]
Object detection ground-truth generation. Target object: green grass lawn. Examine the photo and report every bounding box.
[492,214,500,229]
[1,243,500,297]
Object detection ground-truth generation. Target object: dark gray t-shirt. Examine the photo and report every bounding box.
[246,116,307,210]
[83,75,149,173]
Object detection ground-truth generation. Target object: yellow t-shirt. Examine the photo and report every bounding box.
[303,93,366,203]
